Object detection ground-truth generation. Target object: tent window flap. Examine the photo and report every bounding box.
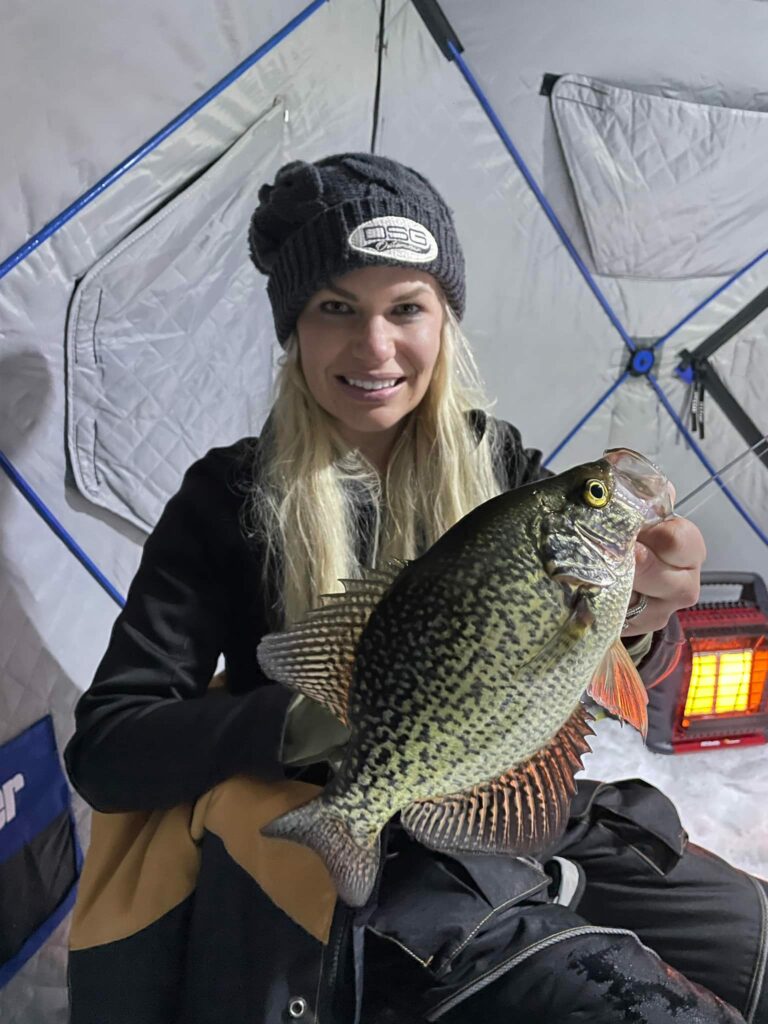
[551,74,768,279]
[66,99,286,532]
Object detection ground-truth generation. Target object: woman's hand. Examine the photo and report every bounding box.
[623,513,706,637]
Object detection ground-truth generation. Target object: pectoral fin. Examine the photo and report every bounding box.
[587,640,649,738]
[515,592,595,679]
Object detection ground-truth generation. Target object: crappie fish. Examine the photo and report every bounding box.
[257,448,673,907]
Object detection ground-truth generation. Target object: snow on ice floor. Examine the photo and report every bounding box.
[579,716,768,879]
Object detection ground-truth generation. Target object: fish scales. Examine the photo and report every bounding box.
[258,448,673,905]
[327,500,622,836]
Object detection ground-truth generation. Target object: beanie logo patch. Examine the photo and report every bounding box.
[347,217,438,263]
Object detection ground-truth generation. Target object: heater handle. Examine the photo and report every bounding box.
[700,571,768,609]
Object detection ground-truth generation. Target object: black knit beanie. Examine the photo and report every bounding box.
[248,153,465,345]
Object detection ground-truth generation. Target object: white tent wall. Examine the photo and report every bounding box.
[1,0,768,1019]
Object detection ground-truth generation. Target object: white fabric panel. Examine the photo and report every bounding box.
[0,0,312,260]
[0,0,379,623]
[552,74,768,278]
[1,0,380,638]
[67,100,284,531]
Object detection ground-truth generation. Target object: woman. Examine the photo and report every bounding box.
[65,154,761,1024]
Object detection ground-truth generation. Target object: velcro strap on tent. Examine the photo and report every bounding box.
[0,716,79,988]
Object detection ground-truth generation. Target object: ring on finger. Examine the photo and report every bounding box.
[622,594,648,632]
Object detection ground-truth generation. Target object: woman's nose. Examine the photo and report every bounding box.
[355,316,397,360]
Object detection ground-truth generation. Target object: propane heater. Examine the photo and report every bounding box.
[646,572,768,754]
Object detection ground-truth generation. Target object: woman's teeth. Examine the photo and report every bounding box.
[343,377,401,391]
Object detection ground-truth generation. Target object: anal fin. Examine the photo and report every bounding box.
[587,640,649,738]
[400,704,594,857]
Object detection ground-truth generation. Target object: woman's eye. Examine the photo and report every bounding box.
[394,303,422,316]
[320,300,353,314]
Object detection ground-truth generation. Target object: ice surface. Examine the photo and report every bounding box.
[580,716,768,878]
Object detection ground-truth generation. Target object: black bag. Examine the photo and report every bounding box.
[361,781,759,1024]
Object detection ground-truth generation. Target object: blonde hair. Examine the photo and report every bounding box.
[246,307,502,625]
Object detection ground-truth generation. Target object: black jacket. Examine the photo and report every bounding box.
[65,420,756,1024]
[64,416,550,813]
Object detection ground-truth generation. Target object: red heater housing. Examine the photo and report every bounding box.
[645,572,768,754]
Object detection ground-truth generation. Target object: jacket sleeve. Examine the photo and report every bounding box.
[64,445,293,813]
[635,610,686,686]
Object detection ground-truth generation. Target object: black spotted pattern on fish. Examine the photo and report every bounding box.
[320,484,630,845]
[258,452,672,905]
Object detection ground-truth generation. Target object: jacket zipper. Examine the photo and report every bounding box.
[425,925,640,1020]
[316,902,354,1024]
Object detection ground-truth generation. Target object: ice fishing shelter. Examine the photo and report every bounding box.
[2,0,768,1019]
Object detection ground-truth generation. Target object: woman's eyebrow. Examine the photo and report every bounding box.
[392,287,428,302]
[326,284,358,300]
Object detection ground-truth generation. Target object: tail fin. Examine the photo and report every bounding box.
[261,797,380,908]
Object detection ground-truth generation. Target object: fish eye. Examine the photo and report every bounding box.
[583,479,609,508]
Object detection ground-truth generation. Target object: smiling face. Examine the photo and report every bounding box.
[296,265,444,466]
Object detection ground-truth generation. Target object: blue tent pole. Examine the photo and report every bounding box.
[1,450,126,608]
[447,40,636,355]
[544,373,630,467]
[654,246,768,352]
[0,0,329,282]
[648,376,768,547]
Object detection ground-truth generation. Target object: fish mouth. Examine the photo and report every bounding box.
[602,448,674,524]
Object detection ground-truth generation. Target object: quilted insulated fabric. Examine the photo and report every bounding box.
[66,100,285,532]
[551,74,768,278]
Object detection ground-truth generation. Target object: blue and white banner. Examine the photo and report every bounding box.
[0,716,80,988]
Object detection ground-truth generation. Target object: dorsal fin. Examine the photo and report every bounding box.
[256,560,406,725]
[400,704,594,856]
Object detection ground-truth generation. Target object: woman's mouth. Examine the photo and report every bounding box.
[336,375,406,399]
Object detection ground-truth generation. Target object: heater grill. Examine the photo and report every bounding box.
[646,573,768,753]
[683,645,768,720]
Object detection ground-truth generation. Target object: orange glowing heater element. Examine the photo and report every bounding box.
[645,573,768,754]
[683,645,768,723]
